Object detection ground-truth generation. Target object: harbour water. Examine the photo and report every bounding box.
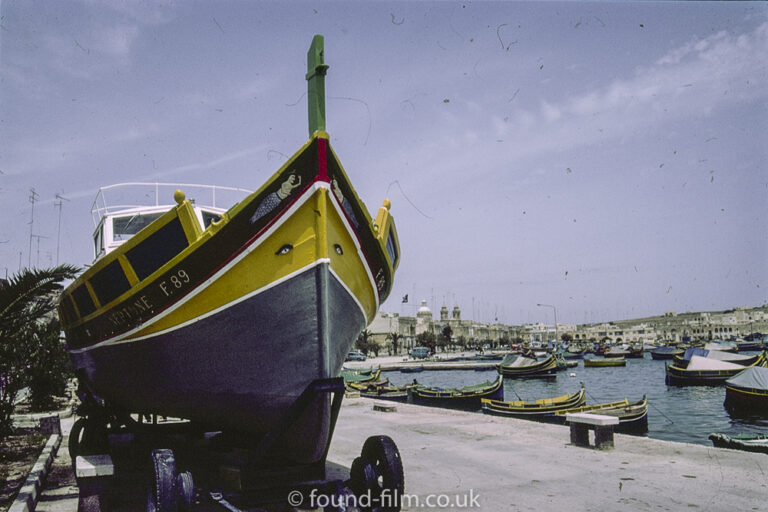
[382,352,768,446]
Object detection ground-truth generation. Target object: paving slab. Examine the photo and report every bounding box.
[35,416,78,512]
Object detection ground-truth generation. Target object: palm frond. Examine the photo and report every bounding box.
[0,265,80,331]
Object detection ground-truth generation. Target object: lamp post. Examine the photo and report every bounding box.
[537,303,558,345]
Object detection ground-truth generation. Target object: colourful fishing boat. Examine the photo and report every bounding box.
[58,36,400,467]
[724,366,768,413]
[498,353,558,378]
[345,371,390,392]
[359,384,416,403]
[553,396,649,434]
[708,433,768,454]
[340,367,382,385]
[584,357,626,367]
[481,384,586,418]
[672,348,763,368]
[665,351,768,386]
[408,376,504,411]
[650,346,684,360]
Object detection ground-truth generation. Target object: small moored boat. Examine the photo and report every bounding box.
[584,357,626,367]
[665,351,768,386]
[340,367,382,385]
[498,353,558,378]
[672,348,762,368]
[481,384,586,419]
[724,366,768,413]
[709,433,768,454]
[408,376,504,411]
[553,396,649,434]
[650,346,684,360]
[359,384,416,403]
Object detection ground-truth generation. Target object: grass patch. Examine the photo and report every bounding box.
[0,430,47,511]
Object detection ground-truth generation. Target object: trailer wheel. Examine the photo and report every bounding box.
[70,418,109,460]
[69,418,87,460]
[147,449,177,512]
[176,471,195,512]
[361,435,404,512]
[349,456,377,505]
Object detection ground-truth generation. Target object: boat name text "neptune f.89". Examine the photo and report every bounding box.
[105,269,191,328]
[158,269,191,297]
[107,294,153,327]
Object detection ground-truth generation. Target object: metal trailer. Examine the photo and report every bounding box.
[69,377,405,512]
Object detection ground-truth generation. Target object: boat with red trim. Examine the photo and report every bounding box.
[58,36,400,466]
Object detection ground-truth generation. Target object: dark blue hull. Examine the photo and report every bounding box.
[70,263,365,463]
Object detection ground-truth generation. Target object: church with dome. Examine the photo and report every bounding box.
[368,299,513,353]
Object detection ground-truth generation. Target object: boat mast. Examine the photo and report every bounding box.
[306,34,329,137]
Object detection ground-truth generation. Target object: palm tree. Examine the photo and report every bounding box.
[386,331,403,355]
[0,265,79,436]
[356,328,379,356]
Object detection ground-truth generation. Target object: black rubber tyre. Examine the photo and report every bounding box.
[147,449,177,512]
[349,456,378,510]
[69,417,87,461]
[70,418,109,460]
[176,471,194,512]
[83,420,109,455]
[361,435,404,512]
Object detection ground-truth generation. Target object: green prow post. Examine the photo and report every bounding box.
[306,34,330,137]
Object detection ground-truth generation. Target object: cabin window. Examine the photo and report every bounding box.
[89,259,131,305]
[126,218,188,280]
[59,295,77,323]
[386,228,398,267]
[113,213,164,242]
[72,285,96,317]
[202,211,221,228]
[93,227,104,257]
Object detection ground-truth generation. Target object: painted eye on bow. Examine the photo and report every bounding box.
[334,244,343,255]
[276,244,293,255]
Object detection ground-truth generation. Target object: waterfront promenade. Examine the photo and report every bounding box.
[330,397,766,511]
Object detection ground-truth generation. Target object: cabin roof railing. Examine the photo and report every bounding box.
[90,182,253,227]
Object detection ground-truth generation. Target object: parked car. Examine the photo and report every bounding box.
[346,350,367,361]
[410,346,430,359]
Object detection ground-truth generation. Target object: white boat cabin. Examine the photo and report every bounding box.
[91,183,251,262]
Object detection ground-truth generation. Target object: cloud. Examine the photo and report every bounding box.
[145,147,267,181]
[94,24,139,57]
[491,20,768,162]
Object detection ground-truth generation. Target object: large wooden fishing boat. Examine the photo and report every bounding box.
[58,36,400,466]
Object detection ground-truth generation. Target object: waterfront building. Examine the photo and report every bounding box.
[368,301,513,354]
[366,303,768,355]
[367,312,417,353]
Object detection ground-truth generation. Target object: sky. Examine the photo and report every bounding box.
[1,1,766,326]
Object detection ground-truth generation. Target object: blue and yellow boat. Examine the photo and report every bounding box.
[407,376,504,411]
[58,36,400,465]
